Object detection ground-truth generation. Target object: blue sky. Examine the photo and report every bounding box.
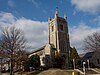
[0,0,100,54]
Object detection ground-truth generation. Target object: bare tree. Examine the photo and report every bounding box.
[0,26,27,75]
[15,50,29,71]
[84,32,100,52]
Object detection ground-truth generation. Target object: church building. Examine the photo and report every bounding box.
[29,8,70,68]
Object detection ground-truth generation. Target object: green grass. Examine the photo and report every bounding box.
[32,69,80,75]
[57,69,84,75]
[31,71,42,75]
[17,71,34,75]
[17,68,84,75]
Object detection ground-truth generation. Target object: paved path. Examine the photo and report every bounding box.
[2,73,10,75]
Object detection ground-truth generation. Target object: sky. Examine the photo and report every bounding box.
[0,0,100,54]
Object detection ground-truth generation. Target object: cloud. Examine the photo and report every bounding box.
[73,10,76,16]
[1,12,100,53]
[28,0,39,8]
[0,12,16,26]
[0,12,48,51]
[14,18,48,50]
[71,0,100,14]
[70,23,100,53]
[8,0,15,7]
[94,16,100,25]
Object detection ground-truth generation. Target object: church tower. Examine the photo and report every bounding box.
[48,7,70,68]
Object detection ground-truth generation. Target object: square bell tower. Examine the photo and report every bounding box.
[48,7,70,68]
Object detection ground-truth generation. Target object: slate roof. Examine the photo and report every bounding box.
[79,53,85,58]
[31,45,46,54]
[83,52,95,59]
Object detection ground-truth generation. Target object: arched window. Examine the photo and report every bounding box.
[52,26,54,31]
[60,24,63,31]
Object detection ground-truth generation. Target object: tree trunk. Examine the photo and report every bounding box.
[10,56,14,75]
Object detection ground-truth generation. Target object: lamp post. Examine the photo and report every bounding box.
[73,59,75,70]
[87,59,90,70]
[83,62,86,75]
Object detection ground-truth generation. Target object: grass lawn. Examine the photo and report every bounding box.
[16,68,84,75]
[16,70,42,75]
[30,70,43,75]
[17,71,34,75]
[30,68,84,75]
[62,69,84,75]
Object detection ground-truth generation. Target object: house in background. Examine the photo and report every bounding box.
[82,51,100,68]
[0,57,10,72]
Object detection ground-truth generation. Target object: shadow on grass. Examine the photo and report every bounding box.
[31,70,42,75]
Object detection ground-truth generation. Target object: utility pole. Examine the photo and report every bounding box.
[83,62,86,75]
[87,59,90,70]
[73,59,75,69]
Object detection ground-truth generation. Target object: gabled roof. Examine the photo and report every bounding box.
[30,45,46,54]
[79,53,85,58]
[83,52,95,59]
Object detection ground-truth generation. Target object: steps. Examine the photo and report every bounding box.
[75,68,100,75]
[85,69,98,74]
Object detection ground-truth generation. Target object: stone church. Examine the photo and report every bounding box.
[29,8,70,68]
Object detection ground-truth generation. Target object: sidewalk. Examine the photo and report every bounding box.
[2,73,10,75]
